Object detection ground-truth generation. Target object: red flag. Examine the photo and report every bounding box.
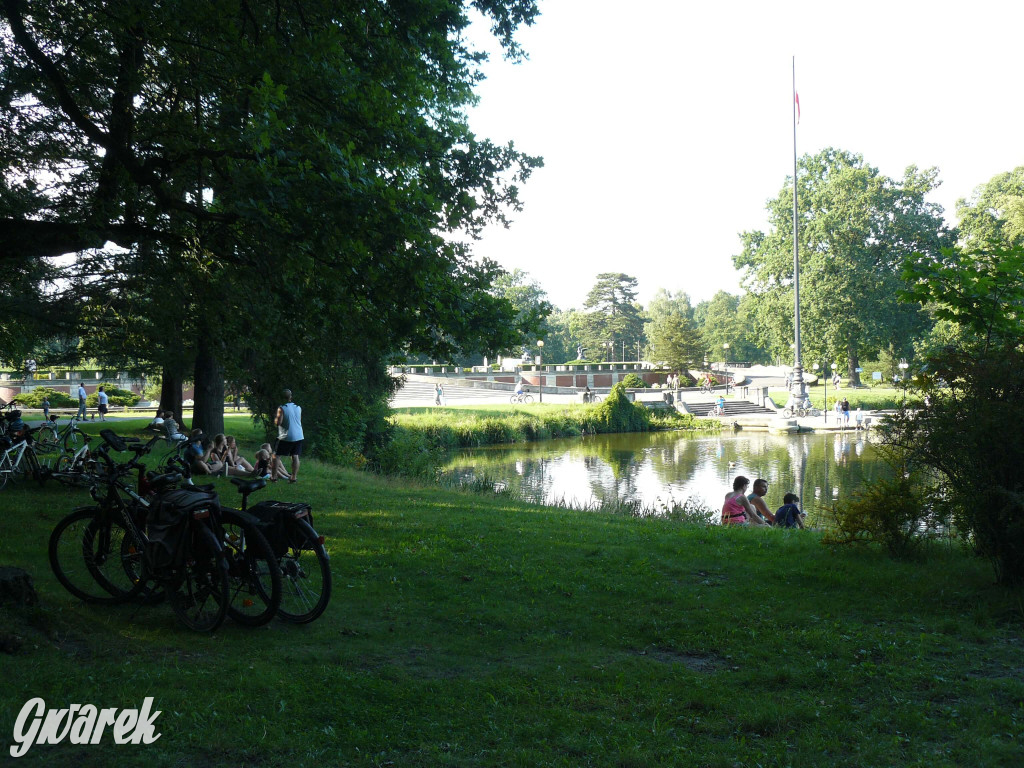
[794,91,801,124]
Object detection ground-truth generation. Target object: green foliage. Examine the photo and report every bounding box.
[577,273,645,360]
[0,0,543,445]
[10,387,75,408]
[901,245,1024,349]
[85,387,139,408]
[883,344,1024,584]
[590,383,651,433]
[644,288,704,370]
[823,470,938,559]
[693,291,765,364]
[737,149,949,382]
[621,372,646,388]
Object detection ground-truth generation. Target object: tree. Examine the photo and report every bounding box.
[735,149,949,385]
[644,289,703,371]
[0,0,543,447]
[580,273,645,361]
[955,166,1024,249]
[693,291,765,366]
[490,269,552,358]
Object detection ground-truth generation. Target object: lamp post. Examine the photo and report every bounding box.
[813,362,823,423]
[898,359,909,403]
[723,343,730,395]
[537,340,544,403]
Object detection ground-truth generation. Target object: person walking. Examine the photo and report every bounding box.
[42,396,50,422]
[275,389,304,484]
[76,382,87,420]
[841,398,851,428]
[97,386,109,421]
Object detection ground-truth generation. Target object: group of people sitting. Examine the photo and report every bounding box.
[721,476,806,528]
[150,412,290,481]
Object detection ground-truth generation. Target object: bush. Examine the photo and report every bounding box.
[11,387,76,408]
[621,373,647,389]
[590,383,651,433]
[86,387,140,408]
[822,471,940,559]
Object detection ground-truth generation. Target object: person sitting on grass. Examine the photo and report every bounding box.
[207,433,251,477]
[774,493,805,529]
[225,435,254,473]
[259,442,291,481]
[721,475,768,527]
[746,478,776,525]
[188,429,223,476]
[162,411,187,442]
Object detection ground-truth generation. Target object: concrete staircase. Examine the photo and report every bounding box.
[681,399,776,418]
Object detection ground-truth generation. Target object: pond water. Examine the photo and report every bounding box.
[440,430,890,520]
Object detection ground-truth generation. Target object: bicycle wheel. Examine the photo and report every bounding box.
[509,395,518,404]
[277,519,332,624]
[220,509,282,627]
[782,407,794,418]
[0,454,10,491]
[168,525,229,633]
[62,427,83,453]
[35,424,60,458]
[49,509,146,604]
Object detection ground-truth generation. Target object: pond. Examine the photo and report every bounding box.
[440,429,890,520]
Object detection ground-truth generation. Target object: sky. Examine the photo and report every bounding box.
[466,0,1024,311]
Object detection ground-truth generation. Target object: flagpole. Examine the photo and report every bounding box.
[790,55,805,406]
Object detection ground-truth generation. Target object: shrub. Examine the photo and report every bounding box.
[590,383,651,433]
[822,471,939,559]
[621,373,647,389]
[86,387,140,408]
[11,387,76,408]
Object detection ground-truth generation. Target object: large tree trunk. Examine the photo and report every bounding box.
[159,367,184,420]
[192,337,224,436]
[847,347,862,387]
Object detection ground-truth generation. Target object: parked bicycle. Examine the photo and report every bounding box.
[782,404,821,418]
[48,430,232,632]
[0,426,50,490]
[228,476,332,623]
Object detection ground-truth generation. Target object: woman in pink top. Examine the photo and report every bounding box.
[721,475,767,526]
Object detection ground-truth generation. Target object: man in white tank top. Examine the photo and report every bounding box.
[274,389,304,483]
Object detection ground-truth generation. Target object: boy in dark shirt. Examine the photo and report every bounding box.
[774,493,805,529]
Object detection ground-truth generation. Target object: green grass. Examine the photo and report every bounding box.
[770,384,913,411]
[1,438,1022,767]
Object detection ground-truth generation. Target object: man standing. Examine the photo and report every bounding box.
[97,386,109,421]
[76,382,87,420]
[275,389,304,484]
[747,478,777,525]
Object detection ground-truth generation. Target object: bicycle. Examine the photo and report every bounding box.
[48,429,232,632]
[154,434,283,626]
[0,427,49,490]
[510,392,534,404]
[48,421,97,487]
[782,405,822,418]
[699,382,715,394]
[228,476,332,623]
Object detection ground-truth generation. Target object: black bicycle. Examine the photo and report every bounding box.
[48,430,232,632]
[228,476,332,623]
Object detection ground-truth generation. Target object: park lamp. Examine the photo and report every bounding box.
[723,343,730,395]
[537,340,544,403]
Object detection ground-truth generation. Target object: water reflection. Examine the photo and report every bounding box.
[441,430,889,518]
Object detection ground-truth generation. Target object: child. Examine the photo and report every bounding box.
[253,449,272,480]
[774,493,805,529]
[260,442,291,481]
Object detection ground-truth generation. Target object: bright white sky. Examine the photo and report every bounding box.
[467,0,1024,311]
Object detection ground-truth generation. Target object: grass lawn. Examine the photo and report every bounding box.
[769,385,913,411]
[1,421,1022,766]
